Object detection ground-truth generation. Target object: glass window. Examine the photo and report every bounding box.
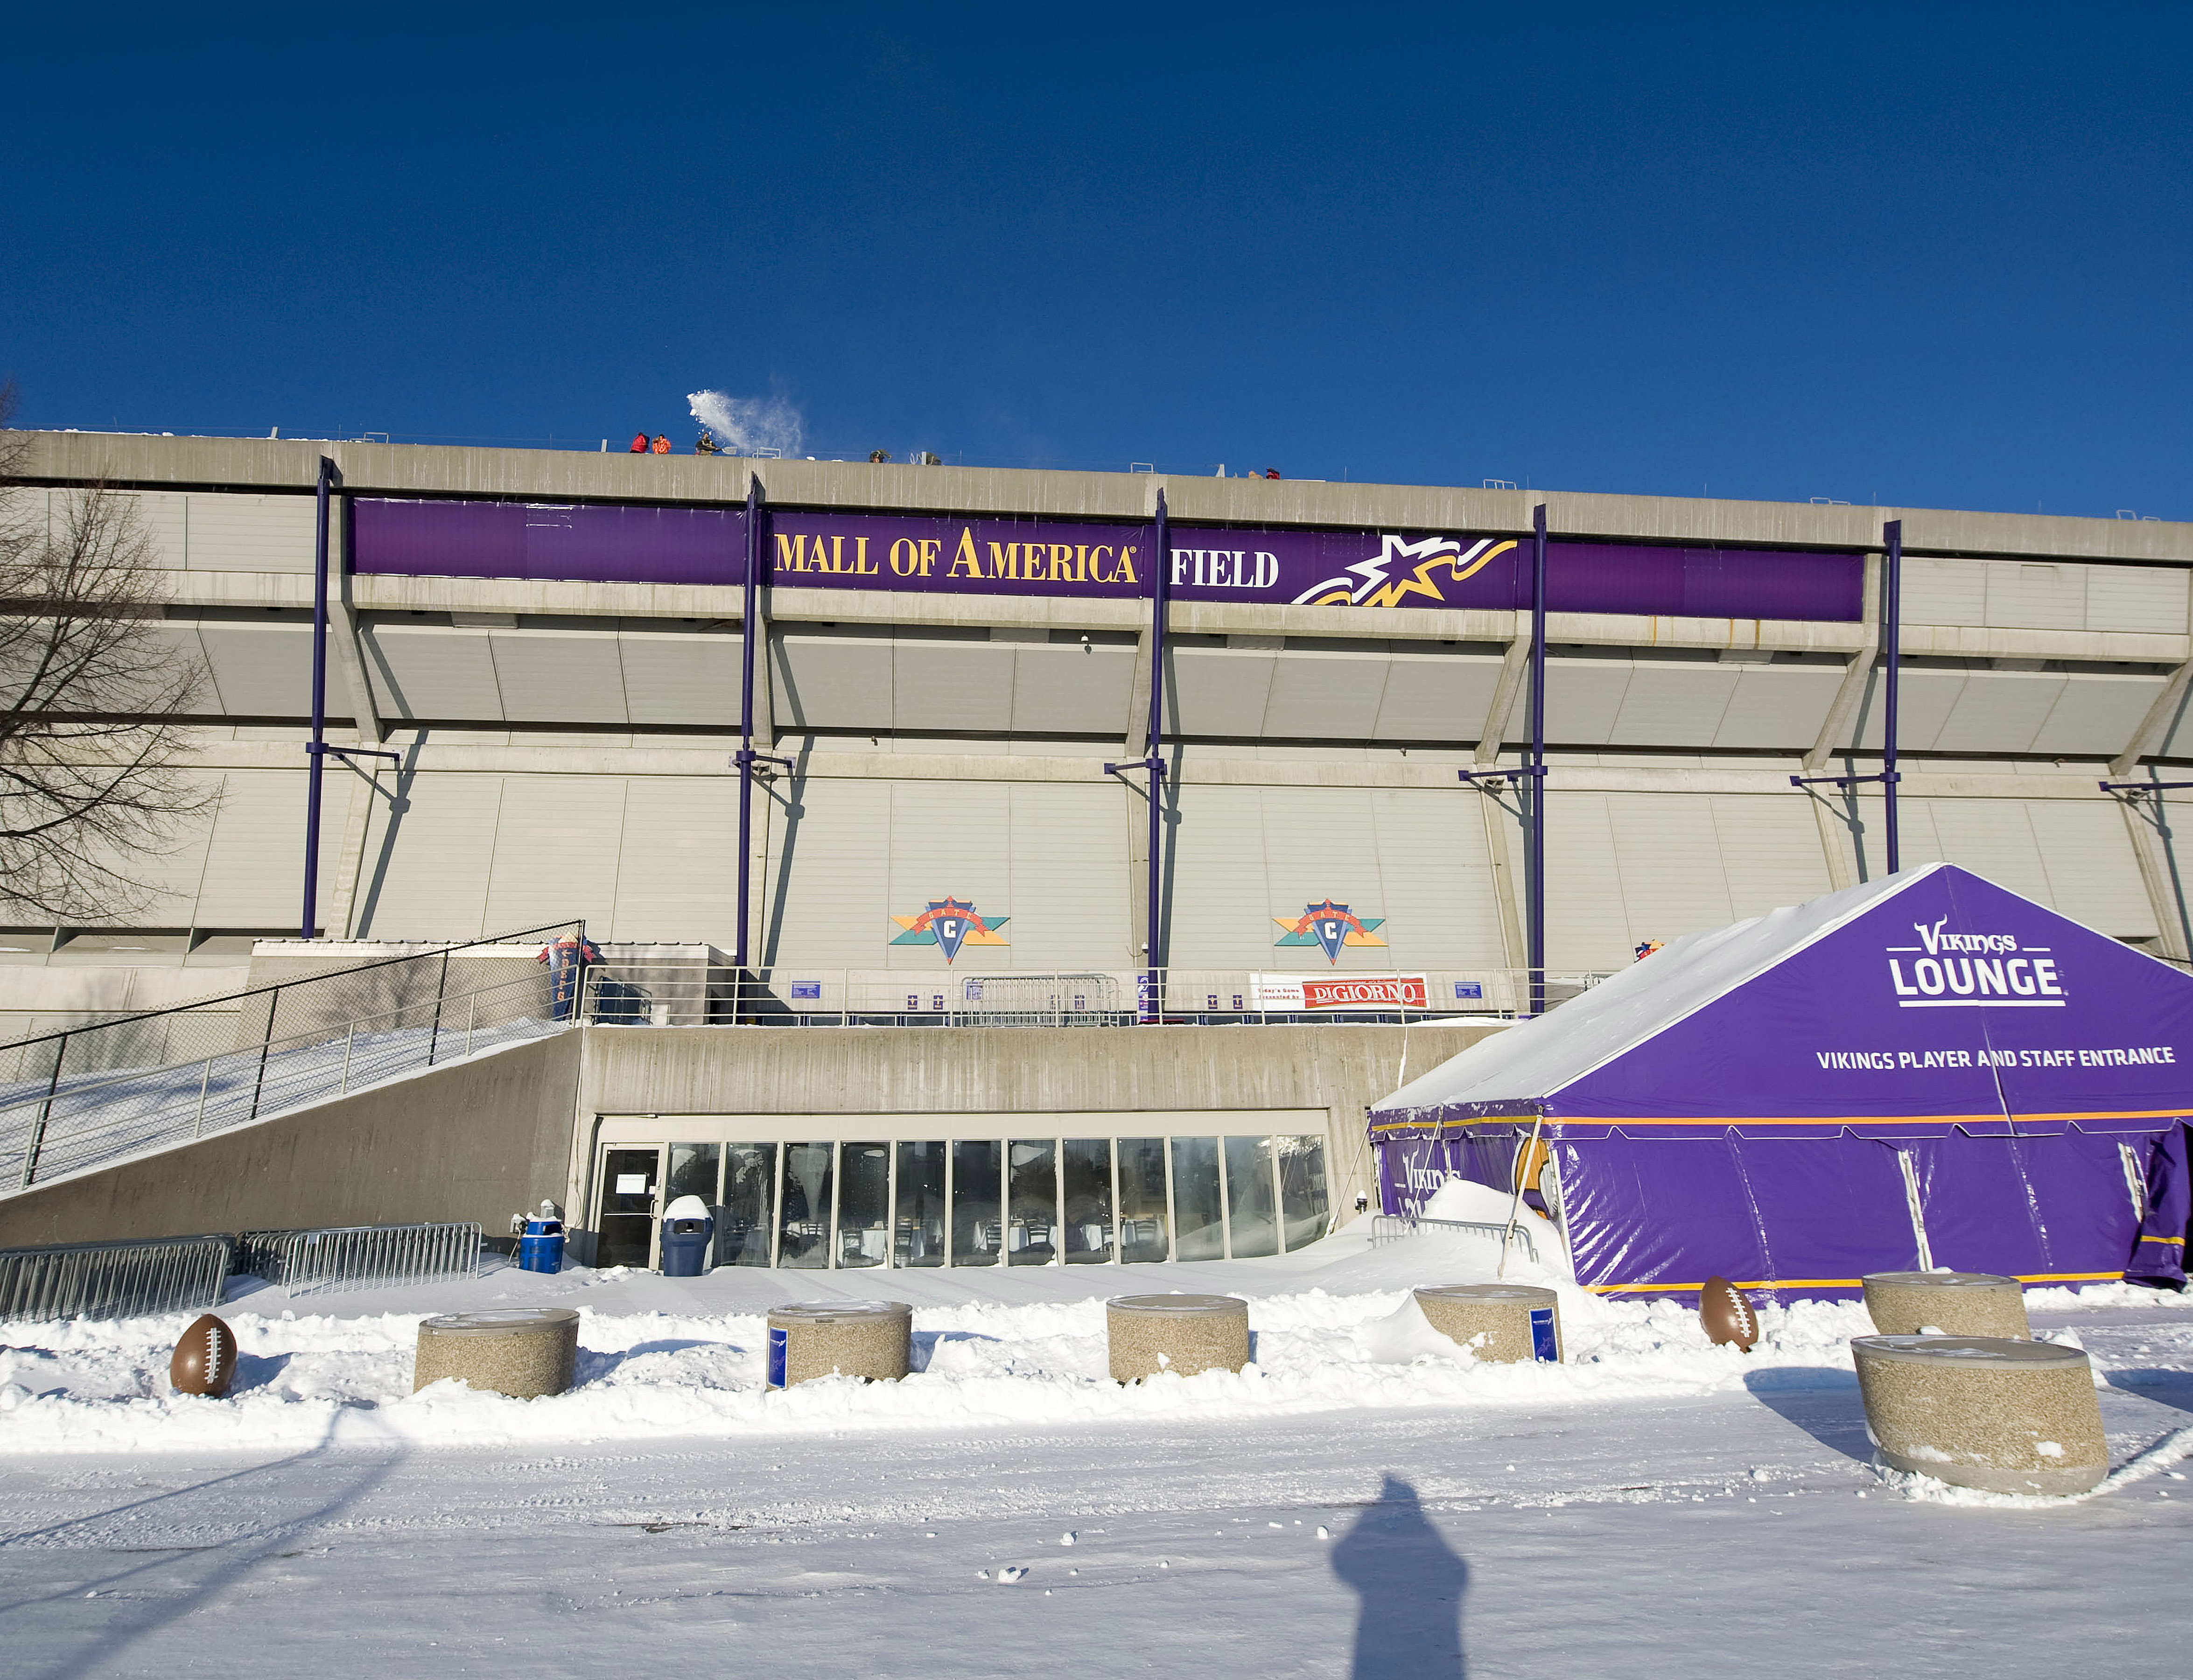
[721,1143,778,1266]
[1117,1137,1170,1262]
[1279,1134,1331,1251]
[895,1141,947,1266]
[1060,1138,1114,1263]
[1225,1136,1279,1260]
[1170,1137,1225,1260]
[1008,1140,1058,1265]
[951,1139,1002,1266]
[778,1141,835,1268]
[837,1142,891,1267]
[666,1142,722,1266]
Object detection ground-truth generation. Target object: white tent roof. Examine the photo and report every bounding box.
[1374,864,1940,1119]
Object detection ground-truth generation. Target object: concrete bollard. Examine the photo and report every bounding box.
[1107,1294,1251,1381]
[1850,1334,2108,1496]
[1413,1283,1563,1363]
[766,1300,912,1389]
[414,1308,580,1399]
[1863,1271,2031,1340]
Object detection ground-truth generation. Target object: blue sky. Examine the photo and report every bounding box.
[4,4,2187,516]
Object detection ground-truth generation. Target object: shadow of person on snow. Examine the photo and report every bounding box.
[1744,1365,1873,1463]
[1330,1473,1467,1679]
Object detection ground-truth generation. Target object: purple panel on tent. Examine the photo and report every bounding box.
[1902,1132,2144,1281]
[1555,869,2193,1129]
[353,498,743,586]
[2130,1124,2189,1288]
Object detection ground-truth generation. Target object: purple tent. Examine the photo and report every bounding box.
[1369,864,2193,1298]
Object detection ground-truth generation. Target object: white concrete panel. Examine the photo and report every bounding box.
[2031,672,2167,757]
[1261,650,1390,740]
[69,771,221,927]
[1167,647,1275,738]
[759,777,894,966]
[2084,565,2187,635]
[1607,664,1740,749]
[1934,671,2067,754]
[193,769,349,929]
[1164,784,1273,969]
[1543,658,1632,746]
[892,639,1016,734]
[1541,792,1632,971]
[1371,649,1505,742]
[1710,795,1836,917]
[1846,667,1968,751]
[1902,558,1986,625]
[619,628,741,729]
[194,622,316,718]
[1004,783,1132,969]
[1605,793,1738,950]
[350,773,504,940]
[1366,787,1508,968]
[2026,801,2159,939]
[1984,561,2086,630]
[883,780,1014,971]
[1710,665,1844,750]
[1257,787,1389,968]
[360,624,504,723]
[1008,642,1136,737]
[611,776,740,943]
[118,490,188,571]
[772,634,893,732]
[1899,798,2054,903]
[489,628,630,726]
[184,492,315,573]
[481,774,627,934]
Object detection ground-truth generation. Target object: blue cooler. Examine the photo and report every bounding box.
[659,1194,715,1277]
[518,1217,565,1274]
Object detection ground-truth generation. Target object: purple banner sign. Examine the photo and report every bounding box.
[353,498,740,586]
[352,497,1863,623]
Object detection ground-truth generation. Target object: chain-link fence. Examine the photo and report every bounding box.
[0,922,584,1191]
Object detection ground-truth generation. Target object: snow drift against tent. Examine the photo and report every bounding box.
[1369,865,2193,1296]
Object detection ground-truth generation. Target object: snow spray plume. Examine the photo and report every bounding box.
[687,389,805,456]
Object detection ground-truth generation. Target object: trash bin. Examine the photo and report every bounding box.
[659,1194,715,1276]
[518,1217,565,1275]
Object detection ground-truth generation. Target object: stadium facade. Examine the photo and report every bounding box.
[5,431,2191,1265]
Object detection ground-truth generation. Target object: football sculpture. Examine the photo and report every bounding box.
[169,1313,238,1398]
[1699,1276,1759,1352]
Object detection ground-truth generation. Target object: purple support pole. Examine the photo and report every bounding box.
[1145,490,1172,1021]
[1527,503,1547,1018]
[735,475,762,995]
[300,456,334,941]
[1883,519,1902,875]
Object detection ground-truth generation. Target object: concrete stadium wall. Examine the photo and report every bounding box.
[566,1020,1503,1239]
[0,1030,582,1249]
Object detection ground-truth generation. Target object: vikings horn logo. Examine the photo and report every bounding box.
[889,897,1009,963]
[1273,899,1388,964]
[1290,534,1514,609]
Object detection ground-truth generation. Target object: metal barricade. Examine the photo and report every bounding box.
[1369,1212,1540,1265]
[0,1233,231,1322]
[236,1220,482,1297]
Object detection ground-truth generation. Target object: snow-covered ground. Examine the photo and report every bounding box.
[3,1220,2189,1677]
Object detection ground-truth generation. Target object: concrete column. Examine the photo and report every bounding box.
[1474,619,1531,765]
[2110,658,2193,778]
[750,591,777,752]
[323,759,386,939]
[1476,786,1526,968]
[1122,625,1154,755]
[1803,553,1882,773]
[2116,794,2193,962]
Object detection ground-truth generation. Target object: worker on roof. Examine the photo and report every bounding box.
[695,428,722,455]
[651,434,672,455]
[628,432,649,453]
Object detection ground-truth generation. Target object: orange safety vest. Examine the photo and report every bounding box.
[651,435,671,454]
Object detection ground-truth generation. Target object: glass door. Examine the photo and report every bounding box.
[597,1146,663,1268]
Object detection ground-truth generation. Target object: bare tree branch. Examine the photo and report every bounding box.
[0,384,215,922]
